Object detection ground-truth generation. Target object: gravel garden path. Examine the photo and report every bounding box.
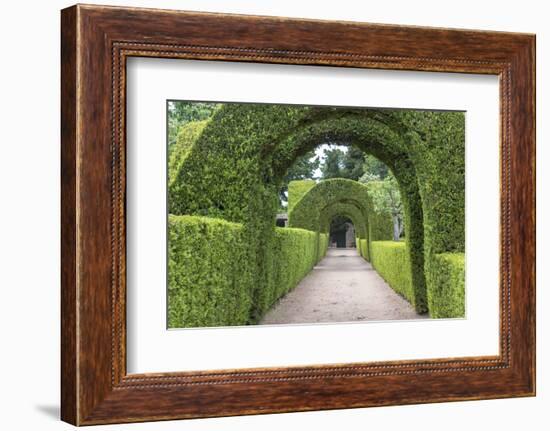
[260,248,427,325]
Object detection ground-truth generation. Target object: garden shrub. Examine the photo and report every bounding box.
[319,201,369,240]
[428,253,465,318]
[289,179,392,242]
[259,227,321,314]
[167,215,253,328]
[318,233,329,261]
[168,120,208,186]
[370,241,414,306]
[359,238,369,261]
[287,179,316,213]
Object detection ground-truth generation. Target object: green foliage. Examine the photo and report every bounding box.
[320,146,364,180]
[362,154,389,180]
[370,241,414,306]
[167,216,326,327]
[168,101,219,147]
[289,178,390,239]
[167,215,253,328]
[287,179,316,213]
[258,227,322,316]
[330,215,352,235]
[428,253,465,318]
[168,120,208,186]
[318,233,329,261]
[359,238,369,261]
[279,150,319,205]
[362,173,404,241]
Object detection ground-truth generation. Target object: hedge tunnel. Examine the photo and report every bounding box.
[168,104,465,324]
[288,178,432,308]
[319,201,369,239]
[288,179,395,257]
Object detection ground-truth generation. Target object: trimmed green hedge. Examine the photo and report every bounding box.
[358,238,369,261]
[287,179,316,213]
[168,215,326,327]
[319,202,369,239]
[168,120,208,186]
[318,233,329,261]
[167,215,253,328]
[289,179,393,242]
[260,227,321,314]
[370,241,414,306]
[428,253,465,318]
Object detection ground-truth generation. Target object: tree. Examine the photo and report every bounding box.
[362,154,389,180]
[320,147,345,179]
[279,151,319,207]
[320,146,364,180]
[341,146,365,180]
[361,172,404,241]
[168,101,219,148]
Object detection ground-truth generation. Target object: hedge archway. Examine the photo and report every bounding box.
[319,201,369,239]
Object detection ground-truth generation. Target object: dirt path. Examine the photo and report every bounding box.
[260,248,427,325]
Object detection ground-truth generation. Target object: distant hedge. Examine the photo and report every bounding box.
[319,201,369,239]
[259,227,322,316]
[370,241,414,305]
[289,178,392,243]
[168,120,208,187]
[428,253,465,318]
[168,215,327,327]
[287,178,437,309]
[287,179,316,213]
[358,238,369,261]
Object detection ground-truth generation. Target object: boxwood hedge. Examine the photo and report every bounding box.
[370,241,414,306]
[428,253,465,318]
[168,215,327,327]
[287,179,315,213]
[358,238,369,261]
[288,178,434,309]
[289,178,393,243]
[260,227,322,315]
[167,215,253,328]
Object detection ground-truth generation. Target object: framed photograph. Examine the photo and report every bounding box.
[61,4,535,425]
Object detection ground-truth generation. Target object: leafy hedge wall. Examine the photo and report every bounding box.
[319,201,369,239]
[428,253,465,318]
[370,241,415,305]
[289,178,392,242]
[168,104,464,320]
[167,215,253,328]
[358,238,369,261]
[168,120,208,186]
[168,215,327,327]
[318,233,329,261]
[259,227,322,316]
[287,180,316,213]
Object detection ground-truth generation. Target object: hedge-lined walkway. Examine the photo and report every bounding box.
[260,248,427,325]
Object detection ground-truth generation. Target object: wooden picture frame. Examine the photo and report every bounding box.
[61,4,535,425]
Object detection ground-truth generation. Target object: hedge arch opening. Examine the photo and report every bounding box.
[169,104,465,321]
[328,216,355,248]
